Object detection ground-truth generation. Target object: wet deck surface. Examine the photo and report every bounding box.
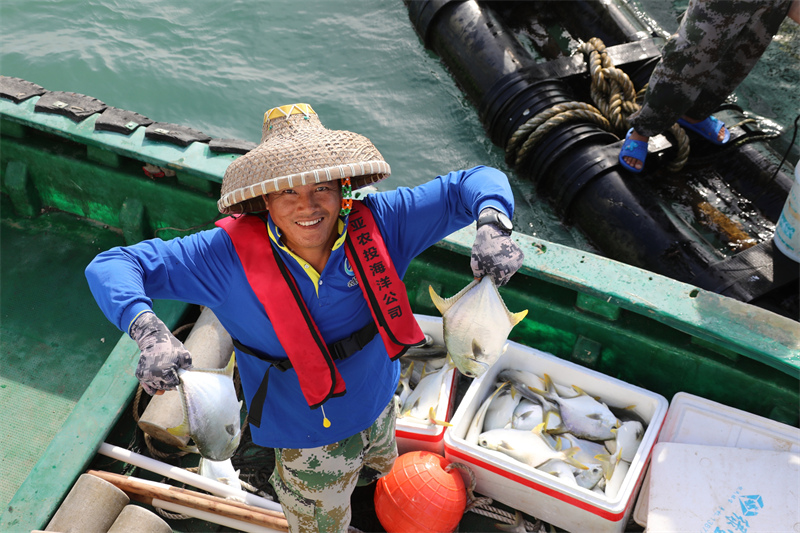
[0,197,125,507]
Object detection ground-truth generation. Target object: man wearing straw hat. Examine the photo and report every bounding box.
[86,103,523,532]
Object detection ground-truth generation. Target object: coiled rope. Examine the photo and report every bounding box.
[447,462,545,532]
[506,37,691,172]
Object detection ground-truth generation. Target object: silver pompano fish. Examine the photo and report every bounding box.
[198,457,243,490]
[465,381,507,444]
[169,353,243,461]
[429,277,527,378]
[605,420,644,463]
[401,360,452,424]
[478,425,587,470]
[531,374,619,440]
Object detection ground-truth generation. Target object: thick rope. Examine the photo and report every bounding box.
[447,462,544,532]
[506,36,691,172]
[468,502,544,532]
[507,102,611,167]
[154,506,191,520]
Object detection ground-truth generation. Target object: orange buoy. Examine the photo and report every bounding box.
[374,451,467,533]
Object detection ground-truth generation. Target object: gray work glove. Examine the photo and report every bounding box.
[129,311,192,395]
[470,223,524,286]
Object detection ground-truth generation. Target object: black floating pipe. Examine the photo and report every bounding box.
[405,0,719,283]
[543,0,660,45]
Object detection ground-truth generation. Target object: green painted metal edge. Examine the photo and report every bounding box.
[0,300,187,532]
[0,97,234,182]
[442,226,800,378]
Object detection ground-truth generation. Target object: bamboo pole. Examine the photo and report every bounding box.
[136,497,281,533]
[88,470,289,532]
[98,442,282,512]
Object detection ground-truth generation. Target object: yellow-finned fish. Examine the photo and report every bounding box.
[478,423,587,470]
[465,381,508,444]
[401,358,453,425]
[168,353,242,461]
[530,374,619,440]
[429,277,527,378]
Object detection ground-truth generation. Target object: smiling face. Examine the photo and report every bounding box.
[264,181,342,271]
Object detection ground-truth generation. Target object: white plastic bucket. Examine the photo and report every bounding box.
[773,160,800,262]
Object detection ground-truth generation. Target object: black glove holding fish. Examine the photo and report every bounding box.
[471,209,524,286]
[129,311,192,395]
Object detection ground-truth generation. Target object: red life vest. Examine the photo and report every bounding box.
[215,201,425,409]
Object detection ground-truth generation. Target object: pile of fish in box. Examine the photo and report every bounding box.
[443,343,668,533]
[467,369,644,498]
[393,315,459,455]
[395,341,452,424]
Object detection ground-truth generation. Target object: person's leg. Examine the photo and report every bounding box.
[271,439,362,533]
[622,0,775,169]
[686,0,790,121]
[269,399,397,533]
[358,399,398,486]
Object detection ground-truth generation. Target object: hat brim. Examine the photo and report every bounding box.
[218,107,392,215]
[218,155,389,214]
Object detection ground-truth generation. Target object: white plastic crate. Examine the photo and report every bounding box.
[646,442,799,532]
[395,315,459,456]
[633,392,800,528]
[443,341,668,533]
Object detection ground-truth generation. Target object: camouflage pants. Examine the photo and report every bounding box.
[269,399,397,533]
[630,0,790,136]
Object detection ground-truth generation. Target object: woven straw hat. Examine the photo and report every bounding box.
[218,103,390,214]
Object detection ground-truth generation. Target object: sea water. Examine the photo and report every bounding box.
[1,0,798,248]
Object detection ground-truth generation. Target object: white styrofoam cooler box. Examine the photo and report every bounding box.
[633,392,800,528]
[646,443,800,533]
[443,341,669,533]
[395,315,459,456]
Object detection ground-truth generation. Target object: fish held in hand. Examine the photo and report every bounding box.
[168,353,243,461]
[429,277,527,378]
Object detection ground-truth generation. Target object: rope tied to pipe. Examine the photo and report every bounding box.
[506,36,691,172]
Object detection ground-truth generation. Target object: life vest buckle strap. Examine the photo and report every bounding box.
[232,321,378,370]
[330,322,378,361]
[231,337,294,371]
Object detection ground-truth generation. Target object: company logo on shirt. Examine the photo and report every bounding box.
[344,258,358,288]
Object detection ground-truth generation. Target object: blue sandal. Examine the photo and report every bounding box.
[677,116,730,145]
[619,128,648,173]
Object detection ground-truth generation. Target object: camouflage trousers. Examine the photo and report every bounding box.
[269,399,397,533]
[630,0,791,136]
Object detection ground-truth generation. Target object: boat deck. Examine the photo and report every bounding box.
[0,197,125,507]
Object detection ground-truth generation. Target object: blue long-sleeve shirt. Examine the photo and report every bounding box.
[86,166,514,448]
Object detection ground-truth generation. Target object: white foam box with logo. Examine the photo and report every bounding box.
[395,315,459,456]
[645,442,800,533]
[633,391,800,528]
[443,341,669,533]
